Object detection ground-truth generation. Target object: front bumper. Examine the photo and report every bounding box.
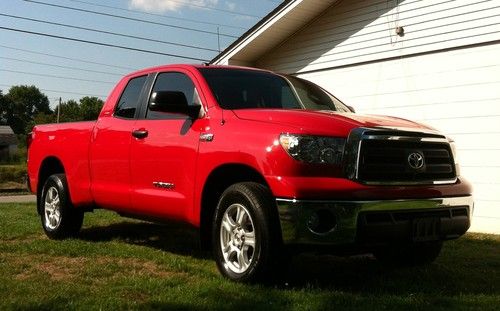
[276,196,473,245]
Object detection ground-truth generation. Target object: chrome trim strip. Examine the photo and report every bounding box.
[363,135,448,143]
[362,178,458,186]
[276,196,472,206]
[355,139,362,180]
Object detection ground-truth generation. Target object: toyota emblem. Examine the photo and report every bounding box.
[408,152,425,170]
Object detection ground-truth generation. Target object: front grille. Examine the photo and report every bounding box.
[357,140,456,183]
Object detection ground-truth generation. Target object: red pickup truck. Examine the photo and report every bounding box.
[27,64,473,282]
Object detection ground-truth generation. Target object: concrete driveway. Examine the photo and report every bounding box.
[0,195,36,203]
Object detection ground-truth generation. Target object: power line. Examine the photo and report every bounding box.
[124,0,261,19]
[66,0,246,31]
[0,69,116,84]
[0,26,209,62]
[23,0,239,38]
[0,56,123,76]
[0,13,220,53]
[0,83,107,98]
[0,44,136,70]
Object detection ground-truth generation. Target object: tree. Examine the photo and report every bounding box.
[0,90,8,125]
[3,85,51,134]
[57,99,81,122]
[79,96,104,120]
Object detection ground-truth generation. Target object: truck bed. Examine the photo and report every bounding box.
[28,121,96,207]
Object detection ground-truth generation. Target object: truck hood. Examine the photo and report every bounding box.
[231,109,435,137]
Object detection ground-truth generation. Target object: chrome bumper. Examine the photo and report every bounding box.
[276,196,473,245]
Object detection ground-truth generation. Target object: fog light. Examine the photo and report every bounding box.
[307,209,337,234]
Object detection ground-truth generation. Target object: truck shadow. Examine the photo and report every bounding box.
[281,235,499,295]
[78,221,499,295]
[78,220,208,258]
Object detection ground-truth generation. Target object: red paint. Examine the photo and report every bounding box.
[27,64,472,227]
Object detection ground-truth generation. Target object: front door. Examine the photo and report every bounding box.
[130,71,206,221]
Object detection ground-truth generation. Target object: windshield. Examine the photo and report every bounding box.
[198,68,350,112]
[284,75,350,112]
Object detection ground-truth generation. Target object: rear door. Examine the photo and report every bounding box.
[129,70,206,220]
[90,74,149,211]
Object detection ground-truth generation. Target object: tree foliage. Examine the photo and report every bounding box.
[0,85,51,135]
[79,97,104,121]
[55,97,104,122]
[0,90,8,125]
[58,99,81,123]
[0,85,105,135]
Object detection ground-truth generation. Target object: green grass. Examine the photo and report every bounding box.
[0,203,499,310]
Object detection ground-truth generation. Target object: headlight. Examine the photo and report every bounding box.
[279,134,345,165]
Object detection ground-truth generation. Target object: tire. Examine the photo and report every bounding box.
[212,182,283,282]
[373,241,443,266]
[40,174,84,239]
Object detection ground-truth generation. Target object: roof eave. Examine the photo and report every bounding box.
[210,0,299,65]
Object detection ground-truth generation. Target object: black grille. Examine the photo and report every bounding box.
[357,140,456,183]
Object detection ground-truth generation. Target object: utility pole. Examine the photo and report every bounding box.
[217,26,221,53]
[57,97,61,123]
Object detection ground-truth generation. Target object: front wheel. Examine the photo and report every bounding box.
[212,182,282,282]
[40,174,84,239]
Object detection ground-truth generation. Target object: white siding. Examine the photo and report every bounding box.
[257,0,500,73]
[256,0,500,233]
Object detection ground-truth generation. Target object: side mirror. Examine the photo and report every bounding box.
[149,91,201,119]
[347,105,355,113]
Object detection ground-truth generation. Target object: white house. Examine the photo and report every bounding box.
[212,0,500,234]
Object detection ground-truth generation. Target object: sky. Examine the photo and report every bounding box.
[0,0,282,108]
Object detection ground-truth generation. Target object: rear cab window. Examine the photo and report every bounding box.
[114,75,147,119]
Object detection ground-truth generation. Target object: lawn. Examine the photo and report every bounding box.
[0,203,498,310]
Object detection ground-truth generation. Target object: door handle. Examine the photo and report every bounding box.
[132,129,148,139]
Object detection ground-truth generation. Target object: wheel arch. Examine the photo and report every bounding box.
[199,163,274,251]
[37,156,65,214]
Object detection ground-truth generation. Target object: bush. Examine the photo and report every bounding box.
[0,147,27,165]
[0,165,26,183]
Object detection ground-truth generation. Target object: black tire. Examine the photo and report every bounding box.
[212,182,283,282]
[373,241,443,266]
[40,174,84,239]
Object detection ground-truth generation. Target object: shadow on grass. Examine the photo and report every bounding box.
[282,234,499,295]
[78,220,209,258]
[79,220,499,296]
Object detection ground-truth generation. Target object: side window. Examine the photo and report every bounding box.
[147,72,200,120]
[114,75,147,119]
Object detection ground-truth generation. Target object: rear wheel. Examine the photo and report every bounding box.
[212,182,283,282]
[373,241,443,265]
[40,174,84,239]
